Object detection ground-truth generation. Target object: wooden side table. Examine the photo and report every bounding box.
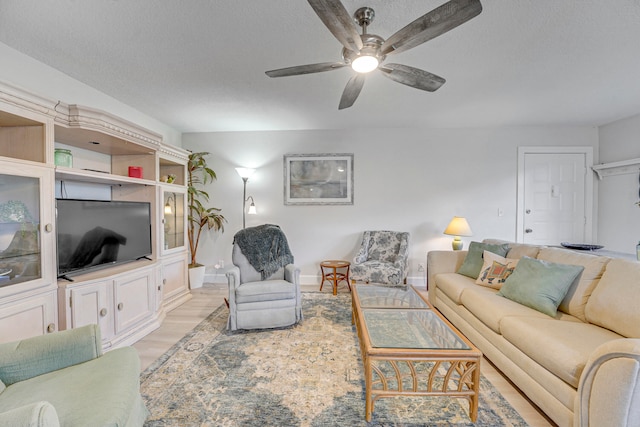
[320,260,352,295]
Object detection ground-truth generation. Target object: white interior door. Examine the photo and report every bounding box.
[517,147,593,245]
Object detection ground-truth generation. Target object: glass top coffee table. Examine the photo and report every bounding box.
[351,284,482,422]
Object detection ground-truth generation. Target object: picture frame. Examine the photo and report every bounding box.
[283,153,354,205]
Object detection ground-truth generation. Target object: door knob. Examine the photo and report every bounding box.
[525,228,533,233]
[525,209,531,214]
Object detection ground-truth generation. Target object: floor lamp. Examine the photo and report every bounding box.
[235,168,257,229]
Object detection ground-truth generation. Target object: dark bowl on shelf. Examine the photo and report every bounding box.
[560,242,604,251]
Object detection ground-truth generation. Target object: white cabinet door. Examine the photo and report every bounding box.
[0,290,57,344]
[69,280,113,341]
[114,269,154,334]
[161,253,189,311]
[0,161,56,298]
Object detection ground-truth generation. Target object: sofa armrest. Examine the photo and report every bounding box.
[0,401,60,427]
[426,250,468,303]
[353,233,370,265]
[575,338,640,427]
[353,251,368,265]
[0,324,102,386]
[225,266,241,313]
[284,264,300,285]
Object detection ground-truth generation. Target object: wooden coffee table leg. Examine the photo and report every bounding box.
[470,360,480,422]
[363,346,373,421]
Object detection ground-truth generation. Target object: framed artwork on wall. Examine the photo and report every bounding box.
[283,153,354,205]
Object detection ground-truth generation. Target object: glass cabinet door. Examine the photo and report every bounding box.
[0,174,42,287]
[163,191,185,251]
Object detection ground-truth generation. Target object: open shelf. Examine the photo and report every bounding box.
[55,166,156,186]
[592,158,640,180]
[0,110,46,163]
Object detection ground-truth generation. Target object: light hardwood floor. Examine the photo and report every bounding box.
[133,283,556,427]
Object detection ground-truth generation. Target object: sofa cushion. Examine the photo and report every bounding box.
[0,325,102,386]
[434,272,478,304]
[482,239,543,259]
[233,244,285,283]
[497,257,584,317]
[0,347,147,426]
[460,286,548,334]
[235,280,296,304]
[475,251,519,289]
[367,231,404,263]
[457,241,509,279]
[506,244,542,260]
[500,315,623,388]
[585,258,640,338]
[537,247,610,321]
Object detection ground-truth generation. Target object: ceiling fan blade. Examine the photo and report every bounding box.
[381,0,482,56]
[308,0,363,52]
[338,74,365,110]
[379,64,446,92]
[265,62,347,77]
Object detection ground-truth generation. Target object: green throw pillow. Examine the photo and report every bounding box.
[497,257,584,317]
[457,241,510,279]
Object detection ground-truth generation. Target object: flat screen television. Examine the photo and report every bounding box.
[56,199,152,279]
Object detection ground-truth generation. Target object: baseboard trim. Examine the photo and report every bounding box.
[205,272,427,290]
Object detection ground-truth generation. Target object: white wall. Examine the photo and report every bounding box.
[184,126,598,285]
[598,113,640,253]
[0,42,181,147]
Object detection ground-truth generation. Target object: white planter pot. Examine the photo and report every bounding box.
[188,265,206,289]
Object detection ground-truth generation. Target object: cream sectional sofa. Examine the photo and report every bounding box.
[427,240,640,427]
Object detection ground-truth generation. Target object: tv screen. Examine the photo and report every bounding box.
[56,199,152,278]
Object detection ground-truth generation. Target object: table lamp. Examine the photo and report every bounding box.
[443,216,473,250]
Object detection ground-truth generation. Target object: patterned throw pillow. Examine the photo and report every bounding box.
[475,250,519,289]
[457,241,510,279]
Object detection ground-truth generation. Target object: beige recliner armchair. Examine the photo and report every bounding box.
[225,224,302,331]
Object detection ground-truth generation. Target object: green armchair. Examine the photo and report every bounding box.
[0,324,148,426]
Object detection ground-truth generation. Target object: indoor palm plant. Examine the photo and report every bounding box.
[187,151,226,288]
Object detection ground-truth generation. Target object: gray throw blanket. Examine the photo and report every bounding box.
[233,224,294,280]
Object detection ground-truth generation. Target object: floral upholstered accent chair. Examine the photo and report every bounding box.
[351,230,410,286]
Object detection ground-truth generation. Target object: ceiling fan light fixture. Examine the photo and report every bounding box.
[351,55,379,73]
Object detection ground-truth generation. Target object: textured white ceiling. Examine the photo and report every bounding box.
[1,1,639,133]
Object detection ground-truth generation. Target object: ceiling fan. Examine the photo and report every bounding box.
[265,0,482,110]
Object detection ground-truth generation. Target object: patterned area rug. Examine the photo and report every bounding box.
[141,293,529,426]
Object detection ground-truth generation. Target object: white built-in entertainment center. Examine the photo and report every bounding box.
[0,81,191,349]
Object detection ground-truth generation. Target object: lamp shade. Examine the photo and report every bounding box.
[235,167,255,179]
[443,217,473,237]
